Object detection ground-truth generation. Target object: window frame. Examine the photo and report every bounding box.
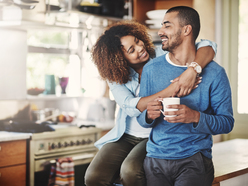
[220,0,248,139]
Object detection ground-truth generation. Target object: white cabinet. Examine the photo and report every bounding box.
[0,29,27,100]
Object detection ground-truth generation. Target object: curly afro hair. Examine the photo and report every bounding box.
[91,20,155,84]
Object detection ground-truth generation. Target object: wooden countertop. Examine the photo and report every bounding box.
[212,138,248,184]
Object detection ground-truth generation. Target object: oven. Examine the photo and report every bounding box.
[29,125,101,186]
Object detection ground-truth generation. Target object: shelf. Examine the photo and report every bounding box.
[0,10,126,31]
[27,94,84,100]
[28,46,78,54]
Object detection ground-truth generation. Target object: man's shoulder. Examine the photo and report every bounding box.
[205,61,225,72]
[203,61,227,79]
[144,55,166,69]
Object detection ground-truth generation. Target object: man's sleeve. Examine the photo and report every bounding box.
[194,68,234,134]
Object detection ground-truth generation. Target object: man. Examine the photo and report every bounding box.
[137,6,234,186]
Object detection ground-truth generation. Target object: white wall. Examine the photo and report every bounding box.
[0,29,27,100]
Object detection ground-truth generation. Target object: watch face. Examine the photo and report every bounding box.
[196,66,202,73]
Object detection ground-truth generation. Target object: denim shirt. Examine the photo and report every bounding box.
[94,39,217,149]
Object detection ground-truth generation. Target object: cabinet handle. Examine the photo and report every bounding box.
[0,146,1,151]
[0,172,1,177]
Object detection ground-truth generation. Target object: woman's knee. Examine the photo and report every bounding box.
[120,158,143,179]
[85,166,100,185]
[120,159,146,186]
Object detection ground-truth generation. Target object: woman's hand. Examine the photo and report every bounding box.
[171,67,201,97]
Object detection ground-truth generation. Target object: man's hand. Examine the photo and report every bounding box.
[146,97,163,121]
[162,104,200,123]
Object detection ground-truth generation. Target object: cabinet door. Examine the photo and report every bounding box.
[0,164,26,186]
[0,29,27,100]
[0,140,26,167]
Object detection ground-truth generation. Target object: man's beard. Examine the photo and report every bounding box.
[162,29,182,52]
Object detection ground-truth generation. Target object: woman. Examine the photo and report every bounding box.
[85,20,216,186]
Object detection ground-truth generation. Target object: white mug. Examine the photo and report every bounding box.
[159,97,180,117]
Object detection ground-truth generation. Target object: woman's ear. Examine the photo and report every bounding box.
[183,25,192,36]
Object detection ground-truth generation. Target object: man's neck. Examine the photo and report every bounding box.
[168,41,196,66]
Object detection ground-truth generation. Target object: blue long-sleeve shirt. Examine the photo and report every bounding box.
[137,54,234,160]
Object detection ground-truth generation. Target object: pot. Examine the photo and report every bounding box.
[58,0,81,9]
[78,5,101,14]
[100,0,125,18]
[78,1,101,14]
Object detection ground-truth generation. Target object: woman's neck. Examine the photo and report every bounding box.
[130,63,144,83]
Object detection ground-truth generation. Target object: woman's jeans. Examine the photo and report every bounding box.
[85,133,148,186]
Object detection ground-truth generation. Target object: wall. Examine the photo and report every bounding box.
[0,29,27,100]
[0,100,29,120]
[193,0,216,43]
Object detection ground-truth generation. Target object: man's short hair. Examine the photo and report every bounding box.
[167,6,200,40]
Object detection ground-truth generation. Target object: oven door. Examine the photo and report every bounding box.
[34,151,96,186]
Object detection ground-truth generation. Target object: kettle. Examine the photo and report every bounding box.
[100,97,116,120]
[87,100,104,121]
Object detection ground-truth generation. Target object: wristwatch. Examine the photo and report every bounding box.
[188,62,202,74]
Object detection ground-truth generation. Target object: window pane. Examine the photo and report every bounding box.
[27,30,69,48]
[238,0,248,113]
[26,54,68,89]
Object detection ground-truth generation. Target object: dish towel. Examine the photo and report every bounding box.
[47,157,74,186]
[55,157,75,186]
[48,164,56,186]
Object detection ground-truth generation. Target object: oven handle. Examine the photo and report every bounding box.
[49,153,95,164]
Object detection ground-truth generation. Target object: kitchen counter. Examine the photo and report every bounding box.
[0,131,31,142]
[212,138,248,186]
[0,119,115,142]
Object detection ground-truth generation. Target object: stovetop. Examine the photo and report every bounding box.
[0,120,55,133]
[0,119,97,134]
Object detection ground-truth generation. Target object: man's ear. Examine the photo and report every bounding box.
[183,25,192,36]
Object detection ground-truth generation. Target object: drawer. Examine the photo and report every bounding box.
[0,140,26,167]
[0,164,26,186]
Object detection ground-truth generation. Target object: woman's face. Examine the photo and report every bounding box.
[120,35,149,68]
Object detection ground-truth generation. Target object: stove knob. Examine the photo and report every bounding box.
[64,142,68,147]
[87,139,93,144]
[76,140,81,145]
[58,142,62,148]
[70,141,74,146]
[51,143,56,149]
[82,139,86,145]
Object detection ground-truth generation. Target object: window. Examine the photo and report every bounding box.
[238,0,248,114]
[26,27,106,98]
[220,0,248,139]
[26,6,120,98]
[27,30,81,96]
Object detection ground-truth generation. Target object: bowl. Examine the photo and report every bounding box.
[146,9,168,20]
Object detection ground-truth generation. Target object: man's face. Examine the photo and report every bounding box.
[158,11,183,52]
